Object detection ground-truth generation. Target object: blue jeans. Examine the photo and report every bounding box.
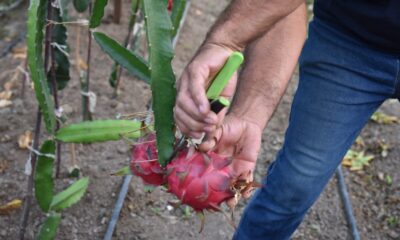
[233,18,400,240]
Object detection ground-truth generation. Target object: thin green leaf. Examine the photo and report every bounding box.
[50,177,89,211]
[34,140,55,213]
[111,166,131,176]
[94,32,151,83]
[170,0,187,37]
[47,7,70,90]
[89,0,108,28]
[108,0,141,88]
[55,120,143,143]
[27,0,56,134]
[37,212,61,240]
[143,0,176,167]
[73,0,89,12]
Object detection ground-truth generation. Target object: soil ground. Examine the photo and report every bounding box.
[0,0,399,239]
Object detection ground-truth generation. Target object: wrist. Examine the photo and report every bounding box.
[229,97,271,130]
[204,33,244,53]
[204,20,245,52]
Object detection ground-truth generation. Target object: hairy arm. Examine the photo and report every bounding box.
[174,0,306,139]
[200,4,308,181]
[230,3,308,130]
[206,0,305,51]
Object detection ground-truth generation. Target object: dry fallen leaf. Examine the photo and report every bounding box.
[371,112,399,124]
[0,99,12,108]
[0,90,12,100]
[12,47,27,59]
[3,81,13,91]
[354,136,365,148]
[0,134,11,143]
[13,53,27,59]
[12,46,26,54]
[18,131,33,149]
[0,199,22,215]
[342,149,374,171]
[77,57,88,70]
[0,160,9,174]
[378,140,390,158]
[195,9,203,16]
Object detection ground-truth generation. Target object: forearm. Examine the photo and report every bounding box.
[205,0,305,51]
[230,3,307,129]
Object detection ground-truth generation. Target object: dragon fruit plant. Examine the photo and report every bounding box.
[54,0,255,234]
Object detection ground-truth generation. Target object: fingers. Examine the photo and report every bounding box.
[199,125,223,152]
[174,68,222,138]
[187,67,210,114]
[174,107,206,139]
[175,71,218,136]
[176,93,218,124]
[174,44,236,138]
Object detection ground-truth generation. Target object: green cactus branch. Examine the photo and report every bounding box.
[143,0,176,167]
[27,0,56,134]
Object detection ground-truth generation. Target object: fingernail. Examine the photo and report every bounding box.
[199,104,207,114]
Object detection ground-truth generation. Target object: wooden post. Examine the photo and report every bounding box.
[113,0,122,24]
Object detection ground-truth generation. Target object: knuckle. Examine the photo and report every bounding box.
[189,132,202,139]
[176,93,189,105]
[190,121,202,131]
[176,94,184,103]
[187,62,199,73]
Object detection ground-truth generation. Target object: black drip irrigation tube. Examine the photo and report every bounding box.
[0,0,24,17]
[336,166,361,240]
[0,0,26,58]
[103,175,132,240]
[103,2,191,239]
[0,31,25,59]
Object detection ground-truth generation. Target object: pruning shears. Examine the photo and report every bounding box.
[169,52,244,162]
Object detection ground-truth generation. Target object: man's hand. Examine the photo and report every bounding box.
[200,114,262,185]
[174,43,237,139]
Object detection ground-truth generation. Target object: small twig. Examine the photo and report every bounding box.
[69,143,77,166]
[131,158,158,163]
[121,135,156,146]
[50,42,69,57]
[82,3,93,121]
[75,17,82,73]
[26,145,56,159]
[131,139,156,146]
[50,40,62,178]
[19,110,42,240]
[113,0,122,24]
[44,0,62,178]
[20,60,28,98]
[117,110,153,119]
[113,3,141,96]
[46,19,89,27]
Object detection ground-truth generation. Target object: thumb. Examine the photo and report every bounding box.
[198,126,223,152]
